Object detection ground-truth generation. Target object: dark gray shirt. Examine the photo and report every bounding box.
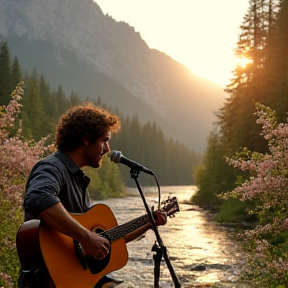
[23,151,91,221]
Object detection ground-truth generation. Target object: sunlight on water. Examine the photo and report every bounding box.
[94,186,246,288]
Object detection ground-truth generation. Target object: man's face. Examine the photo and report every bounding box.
[83,130,111,168]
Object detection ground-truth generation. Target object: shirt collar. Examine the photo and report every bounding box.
[54,150,80,174]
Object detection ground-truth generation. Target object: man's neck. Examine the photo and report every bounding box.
[64,147,85,169]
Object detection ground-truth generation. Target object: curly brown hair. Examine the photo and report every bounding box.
[55,102,120,152]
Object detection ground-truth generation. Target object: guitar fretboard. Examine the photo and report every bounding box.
[100,214,150,241]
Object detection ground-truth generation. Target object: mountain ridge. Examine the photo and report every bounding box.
[0,0,226,151]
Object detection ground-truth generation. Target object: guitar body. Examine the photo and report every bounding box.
[17,197,179,288]
[17,204,128,288]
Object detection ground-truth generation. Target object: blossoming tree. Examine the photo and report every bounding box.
[0,82,53,287]
[224,103,288,287]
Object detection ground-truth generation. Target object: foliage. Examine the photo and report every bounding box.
[0,41,12,106]
[214,199,255,223]
[222,103,288,287]
[112,116,202,186]
[192,131,235,209]
[0,196,23,288]
[83,156,125,200]
[0,82,53,286]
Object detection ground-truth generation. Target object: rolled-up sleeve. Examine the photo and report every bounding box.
[23,163,63,217]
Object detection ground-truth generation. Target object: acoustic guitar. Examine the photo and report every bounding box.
[16,197,179,288]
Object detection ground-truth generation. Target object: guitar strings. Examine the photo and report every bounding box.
[99,214,149,241]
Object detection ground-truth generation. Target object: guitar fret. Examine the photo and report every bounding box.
[103,214,149,241]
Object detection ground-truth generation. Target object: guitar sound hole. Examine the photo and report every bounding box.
[94,227,104,234]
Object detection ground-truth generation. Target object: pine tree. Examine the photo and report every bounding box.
[11,56,22,91]
[219,0,280,153]
[0,41,12,105]
[56,85,69,115]
[22,71,45,140]
[264,0,288,121]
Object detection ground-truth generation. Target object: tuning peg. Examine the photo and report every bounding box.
[161,197,172,205]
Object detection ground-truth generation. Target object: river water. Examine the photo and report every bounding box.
[93,186,248,288]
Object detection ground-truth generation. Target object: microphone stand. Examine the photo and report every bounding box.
[130,169,181,288]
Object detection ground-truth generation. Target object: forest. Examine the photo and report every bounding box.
[193,0,288,287]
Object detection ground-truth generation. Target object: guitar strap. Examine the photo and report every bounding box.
[18,261,53,288]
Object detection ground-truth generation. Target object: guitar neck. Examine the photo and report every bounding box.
[98,197,179,242]
[101,214,150,242]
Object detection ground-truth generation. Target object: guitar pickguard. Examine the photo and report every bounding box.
[73,228,112,274]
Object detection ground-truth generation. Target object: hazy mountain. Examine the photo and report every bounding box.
[0,0,227,151]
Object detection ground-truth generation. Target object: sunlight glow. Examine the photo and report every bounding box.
[95,0,250,88]
[236,57,253,68]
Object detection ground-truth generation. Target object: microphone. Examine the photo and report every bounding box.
[109,150,154,175]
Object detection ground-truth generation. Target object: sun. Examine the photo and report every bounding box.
[236,56,253,68]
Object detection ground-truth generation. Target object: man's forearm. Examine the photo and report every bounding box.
[37,202,110,259]
[37,202,89,242]
[124,223,152,243]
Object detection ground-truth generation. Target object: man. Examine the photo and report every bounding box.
[18,103,166,288]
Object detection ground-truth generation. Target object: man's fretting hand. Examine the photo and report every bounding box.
[154,210,167,226]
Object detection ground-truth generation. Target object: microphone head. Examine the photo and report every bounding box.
[109,150,122,163]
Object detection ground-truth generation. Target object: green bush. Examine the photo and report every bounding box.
[0,196,23,287]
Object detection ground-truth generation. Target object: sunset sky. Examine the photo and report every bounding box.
[95,0,250,88]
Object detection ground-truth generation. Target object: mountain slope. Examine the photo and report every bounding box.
[0,0,226,151]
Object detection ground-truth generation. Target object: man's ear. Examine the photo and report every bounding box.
[82,134,90,146]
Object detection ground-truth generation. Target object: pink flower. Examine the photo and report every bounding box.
[0,82,54,280]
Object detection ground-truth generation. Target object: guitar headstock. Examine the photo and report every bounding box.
[161,196,180,217]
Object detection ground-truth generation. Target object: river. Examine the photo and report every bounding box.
[93,186,248,288]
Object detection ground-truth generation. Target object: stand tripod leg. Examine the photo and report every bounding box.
[131,170,181,287]
[152,242,162,288]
